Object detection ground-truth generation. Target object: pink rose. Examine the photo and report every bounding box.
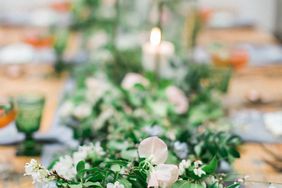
[121,73,149,90]
[165,86,189,114]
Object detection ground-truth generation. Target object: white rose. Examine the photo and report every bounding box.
[165,86,189,114]
[193,167,206,177]
[121,73,149,90]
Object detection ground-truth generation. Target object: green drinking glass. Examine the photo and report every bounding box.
[15,94,45,156]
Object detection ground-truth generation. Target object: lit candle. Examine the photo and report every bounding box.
[142,27,175,78]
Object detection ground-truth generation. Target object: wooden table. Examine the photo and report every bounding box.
[1,27,282,187]
[199,28,277,46]
[223,65,282,184]
[0,65,67,188]
[0,65,67,132]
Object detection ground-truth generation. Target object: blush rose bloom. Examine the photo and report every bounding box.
[165,86,189,114]
[138,137,179,187]
[121,73,149,90]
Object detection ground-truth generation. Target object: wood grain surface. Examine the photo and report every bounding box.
[0,27,282,187]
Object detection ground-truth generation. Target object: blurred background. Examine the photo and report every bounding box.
[1,0,282,187]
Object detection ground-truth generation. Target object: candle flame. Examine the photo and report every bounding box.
[150,27,161,46]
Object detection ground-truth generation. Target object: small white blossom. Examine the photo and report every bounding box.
[53,143,105,180]
[73,143,105,165]
[144,125,163,136]
[24,159,52,184]
[106,181,125,188]
[151,101,168,117]
[72,103,92,120]
[193,167,206,177]
[201,182,207,188]
[85,77,109,104]
[87,32,109,50]
[178,160,191,175]
[93,142,106,156]
[205,176,217,184]
[52,155,76,180]
[59,101,74,118]
[194,160,203,168]
[73,150,88,165]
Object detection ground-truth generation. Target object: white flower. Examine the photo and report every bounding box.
[25,159,38,175]
[72,103,92,120]
[87,32,109,50]
[73,143,105,164]
[24,159,51,183]
[106,181,125,188]
[144,125,163,136]
[150,101,168,117]
[148,164,179,188]
[205,176,217,184]
[93,142,106,156]
[165,86,189,114]
[138,137,168,165]
[52,143,105,180]
[121,73,149,90]
[73,150,88,165]
[53,155,76,180]
[178,160,191,175]
[193,167,206,177]
[194,160,203,168]
[85,77,109,93]
[85,77,109,104]
[92,49,113,62]
[59,101,74,118]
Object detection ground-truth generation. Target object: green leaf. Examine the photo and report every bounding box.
[226,183,241,188]
[194,143,203,157]
[202,157,218,174]
[229,148,240,158]
[117,178,132,188]
[173,181,204,188]
[111,164,121,172]
[83,182,102,187]
[76,161,86,173]
[69,184,83,188]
